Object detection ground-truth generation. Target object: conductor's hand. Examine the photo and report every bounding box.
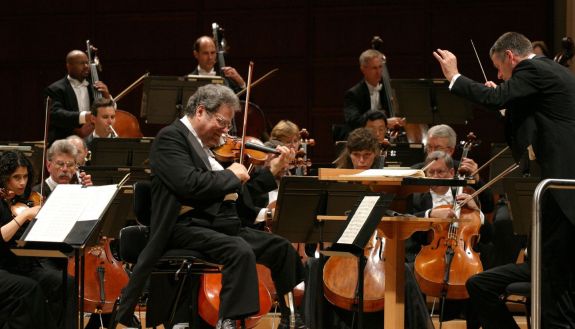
[433,49,460,82]
[485,81,498,88]
[228,162,250,183]
[269,145,295,177]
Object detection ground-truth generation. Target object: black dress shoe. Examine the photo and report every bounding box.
[278,311,307,329]
[215,318,237,329]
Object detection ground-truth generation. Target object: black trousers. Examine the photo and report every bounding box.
[467,193,575,329]
[0,269,58,329]
[168,221,305,320]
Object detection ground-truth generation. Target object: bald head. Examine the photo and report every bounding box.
[65,50,89,81]
[193,36,217,72]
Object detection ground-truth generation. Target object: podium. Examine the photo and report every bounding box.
[318,168,465,329]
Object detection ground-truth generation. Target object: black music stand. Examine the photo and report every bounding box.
[502,176,541,236]
[272,176,393,329]
[140,75,224,124]
[12,184,121,329]
[85,165,152,231]
[89,138,153,167]
[390,79,474,125]
[272,176,373,243]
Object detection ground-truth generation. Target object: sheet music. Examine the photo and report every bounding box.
[345,168,424,178]
[24,184,117,243]
[338,196,380,245]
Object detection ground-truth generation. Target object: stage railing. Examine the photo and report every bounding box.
[532,178,575,329]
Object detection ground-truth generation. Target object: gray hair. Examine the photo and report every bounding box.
[489,32,533,59]
[425,150,454,170]
[47,139,78,162]
[427,124,457,148]
[184,84,240,116]
[359,49,384,67]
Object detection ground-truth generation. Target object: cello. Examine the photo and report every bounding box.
[414,134,483,300]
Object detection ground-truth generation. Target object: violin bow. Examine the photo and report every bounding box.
[239,61,255,167]
[470,39,488,83]
[39,97,51,205]
[236,68,279,97]
[113,72,150,103]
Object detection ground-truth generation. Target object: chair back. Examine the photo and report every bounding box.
[133,180,152,226]
[118,225,150,264]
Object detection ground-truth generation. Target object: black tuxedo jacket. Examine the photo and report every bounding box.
[44,77,95,143]
[343,80,391,132]
[115,119,277,324]
[451,56,575,224]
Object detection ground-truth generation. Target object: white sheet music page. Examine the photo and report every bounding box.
[346,168,424,177]
[24,184,118,243]
[337,196,380,245]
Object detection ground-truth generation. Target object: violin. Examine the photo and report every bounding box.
[554,36,574,67]
[212,134,280,167]
[0,188,42,217]
[414,133,483,300]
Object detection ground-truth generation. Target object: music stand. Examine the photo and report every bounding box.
[502,177,541,236]
[85,165,151,229]
[391,79,473,125]
[140,75,224,124]
[272,176,374,243]
[89,138,153,167]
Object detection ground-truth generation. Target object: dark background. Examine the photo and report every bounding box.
[0,0,563,167]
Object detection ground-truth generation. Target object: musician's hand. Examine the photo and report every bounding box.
[23,205,41,222]
[430,207,456,219]
[433,49,460,81]
[269,145,295,177]
[228,162,250,183]
[387,117,406,127]
[221,67,246,88]
[94,81,111,99]
[79,171,93,186]
[484,81,498,88]
[458,157,479,180]
[456,193,480,211]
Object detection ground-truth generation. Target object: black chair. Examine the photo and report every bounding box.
[117,180,222,328]
[502,281,531,329]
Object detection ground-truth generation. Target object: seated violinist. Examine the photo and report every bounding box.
[66,135,91,166]
[111,84,307,329]
[0,151,68,329]
[84,98,117,150]
[33,139,93,199]
[333,128,384,169]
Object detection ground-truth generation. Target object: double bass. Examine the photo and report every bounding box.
[75,40,143,139]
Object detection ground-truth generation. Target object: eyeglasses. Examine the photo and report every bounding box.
[210,112,233,130]
[52,161,77,169]
[427,145,450,152]
[426,169,450,177]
